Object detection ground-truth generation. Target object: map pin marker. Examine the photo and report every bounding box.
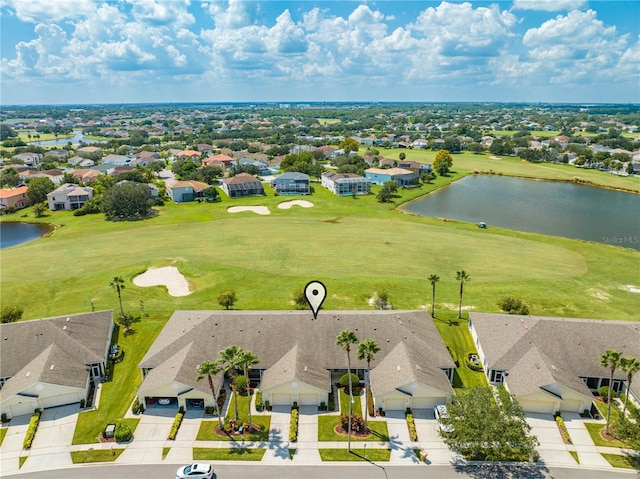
[304,280,326,319]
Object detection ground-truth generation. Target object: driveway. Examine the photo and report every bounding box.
[526,412,577,466]
[562,413,612,468]
[293,406,320,464]
[413,408,459,464]
[262,406,291,463]
[0,413,31,476]
[116,407,177,464]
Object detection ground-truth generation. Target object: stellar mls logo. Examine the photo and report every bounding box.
[602,236,640,245]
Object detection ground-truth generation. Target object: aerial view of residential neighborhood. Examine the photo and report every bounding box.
[0,1,639,478]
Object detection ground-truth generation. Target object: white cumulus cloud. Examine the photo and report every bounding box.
[512,0,587,12]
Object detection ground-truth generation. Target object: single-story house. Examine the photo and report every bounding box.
[221,173,265,198]
[103,154,131,165]
[0,311,114,418]
[271,172,310,195]
[19,169,64,184]
[469,312,640,414]
[167,180,209,203]
[136,310,455,411]
[0,186,30,211]
[364,167,419,187]
[412,139,429,149]
[76,146,103,159]
[46,183,94,211]
[176,150,202,161]
[69,169,100,184]
[321,172,370,196]
[202,154,234,168]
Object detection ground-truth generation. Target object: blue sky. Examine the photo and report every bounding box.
[1,0,638,105]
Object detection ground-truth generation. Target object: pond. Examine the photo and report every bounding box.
[0,222,51,249]
[400,175,640,251]
[27,130,101,147]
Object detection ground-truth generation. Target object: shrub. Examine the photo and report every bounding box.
[599,386,613,400]
[167,413,184,440]
[264,400,270,411]
[340,413,366,434]
[406,412,418,441]
[1,413,7,423]
[555,415,572,444]
[23,410,41,449]
[289,409,299,442]
[328,392,335,411]
[446,346,458,366]
[465,353,484,372]
[1,305,23,323]
[80,399,85,409]
[217,388,227,411]
[367,388,375,418]
[235,375,248,394]
[205,406,215,415]
[255,391,263,411]
[497,295,529,315]
[115,423,133,442]
[339,372,360,390]
[319,401,327,411]
[131,396,141,414]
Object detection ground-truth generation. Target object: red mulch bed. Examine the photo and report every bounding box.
[98,434,115,443]
[213,425,261,437]
[334,425,372,438]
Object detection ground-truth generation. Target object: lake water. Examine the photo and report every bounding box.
[401,175,640,251]
[28,130,100,147]
[0,223,51,249]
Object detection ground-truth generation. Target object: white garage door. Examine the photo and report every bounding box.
[10,400,38,417]
[560,399,581,412]
[299,393,318,406]
[412,396,442,410]
[518,399,555,414]
[385,398,406,411]
[40,392,82,409]
[272,393,291,406]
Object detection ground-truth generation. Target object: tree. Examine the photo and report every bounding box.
[399,152,406,161]
[456,270,470,319]
[600,348,622,434]
[217,345,243,421]
[27,177,55,204]
[372,290,392,310]
[339,137,359,154]
[376,186,392,203]
[619,356,640,419]
[497,296,529,315]
[433,150,453,176]
[420,172,435,184]
[292,289,307,310]
[203,186,219,202]
[218,290,237,310]
[102,182,153,221]
[196,361,225,430]
[336,329,359,451]
[238,349,259,430]
[109,276,126,318]
[0,167,20,187]
[428,274,440,318]
[439,387,538,461]
[32,202,47,218]
[1,305,23,323]
[357,339,380,428]
[116,311,138,333]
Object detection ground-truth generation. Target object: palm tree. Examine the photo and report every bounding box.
[600,348,621,434]
[109,276,125,317]
[455,270,470,319]
[196,361,224,431]
[428,274,440,318]
[620,356,640,419]
[238,349,259,430]
[357,339,380,429]
[217,345,243,421]
[336,329,359,451]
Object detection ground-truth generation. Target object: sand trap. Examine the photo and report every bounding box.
[133,266,191,297]
[621,285,640,293]
[442,303,476,311]
[278,200,314,209]
[228,206,271,215]
[488,155,502,160]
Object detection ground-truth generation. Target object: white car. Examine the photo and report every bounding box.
[176,463,214,479]
[434,404,453,433]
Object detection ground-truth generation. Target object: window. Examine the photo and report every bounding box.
[490,370,505,384]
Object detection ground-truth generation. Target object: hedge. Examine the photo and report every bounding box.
[406,411,418,441]
[289,409,299,442]
[555,415,572,444]
[465,353,484,372]
[23,410,42,449]
[114,423,132,442]
[168,412,184,440]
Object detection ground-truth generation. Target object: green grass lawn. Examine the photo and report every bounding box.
[569,450,579,463]
[584,423,629,448]
[196,416,271,442]
[319,448,391,461]
[162,446,170,459]
[193,447,266,461]
[0,427,7,446]
[70,449,124,463]
[339,388,363,416]
[601,453,640,469]
[317,416,389,442]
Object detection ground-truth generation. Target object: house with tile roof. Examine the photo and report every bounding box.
[46,183,94,211]
[469,312,640,414]
[321,172,370,196]
[136,310,455,412]
[167,180,210,203]
[221,173,265,198]
[364,167,419,187]
[0,311,114,418]
[0,186,30,211]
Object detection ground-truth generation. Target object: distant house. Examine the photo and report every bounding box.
[197,144,213,154]
[233,157,273,176]
[47,183,94,211]
[397,160,432,175]
[20,169,64,185]
[167,180,209,203]
[469,313,640,414]
[321,172,370,196]
[11,152,41,167]
[364,167,419,187]
[378,158,396,168]
[412,139,429,149]
[110,165,136,177]
[45,150,69,160]
[76,146,103,159]
[70,169,100,184]
[176,150,202,162]
[221,173,265,198]
[103,154,131,165]
[271,172,310,195]
[202,154,234,168]
[0,186,30,211]
[0,311,114,419]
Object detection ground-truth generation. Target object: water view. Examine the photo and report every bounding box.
[27,130,100,147]
[401,175,640,251]
[0,223,50,249]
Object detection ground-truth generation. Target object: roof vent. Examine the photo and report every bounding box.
[304,366,308,372]
[50,364,55,370]
[66,317,71,322]
[25,371,30,378]
[63,325,68,330]
[396,365,402,372]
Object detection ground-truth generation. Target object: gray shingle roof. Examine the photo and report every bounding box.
[470,312,640,398]
[139,310,455,396]
[261,344,331,392]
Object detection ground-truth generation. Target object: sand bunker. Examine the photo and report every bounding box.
[133,266,191,297]
[488,155,502,160]
[278,200,314,209]
[621,285,640,293]
[228,206,271,215]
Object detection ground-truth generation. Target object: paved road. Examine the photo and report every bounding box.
[3,463,638,479]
